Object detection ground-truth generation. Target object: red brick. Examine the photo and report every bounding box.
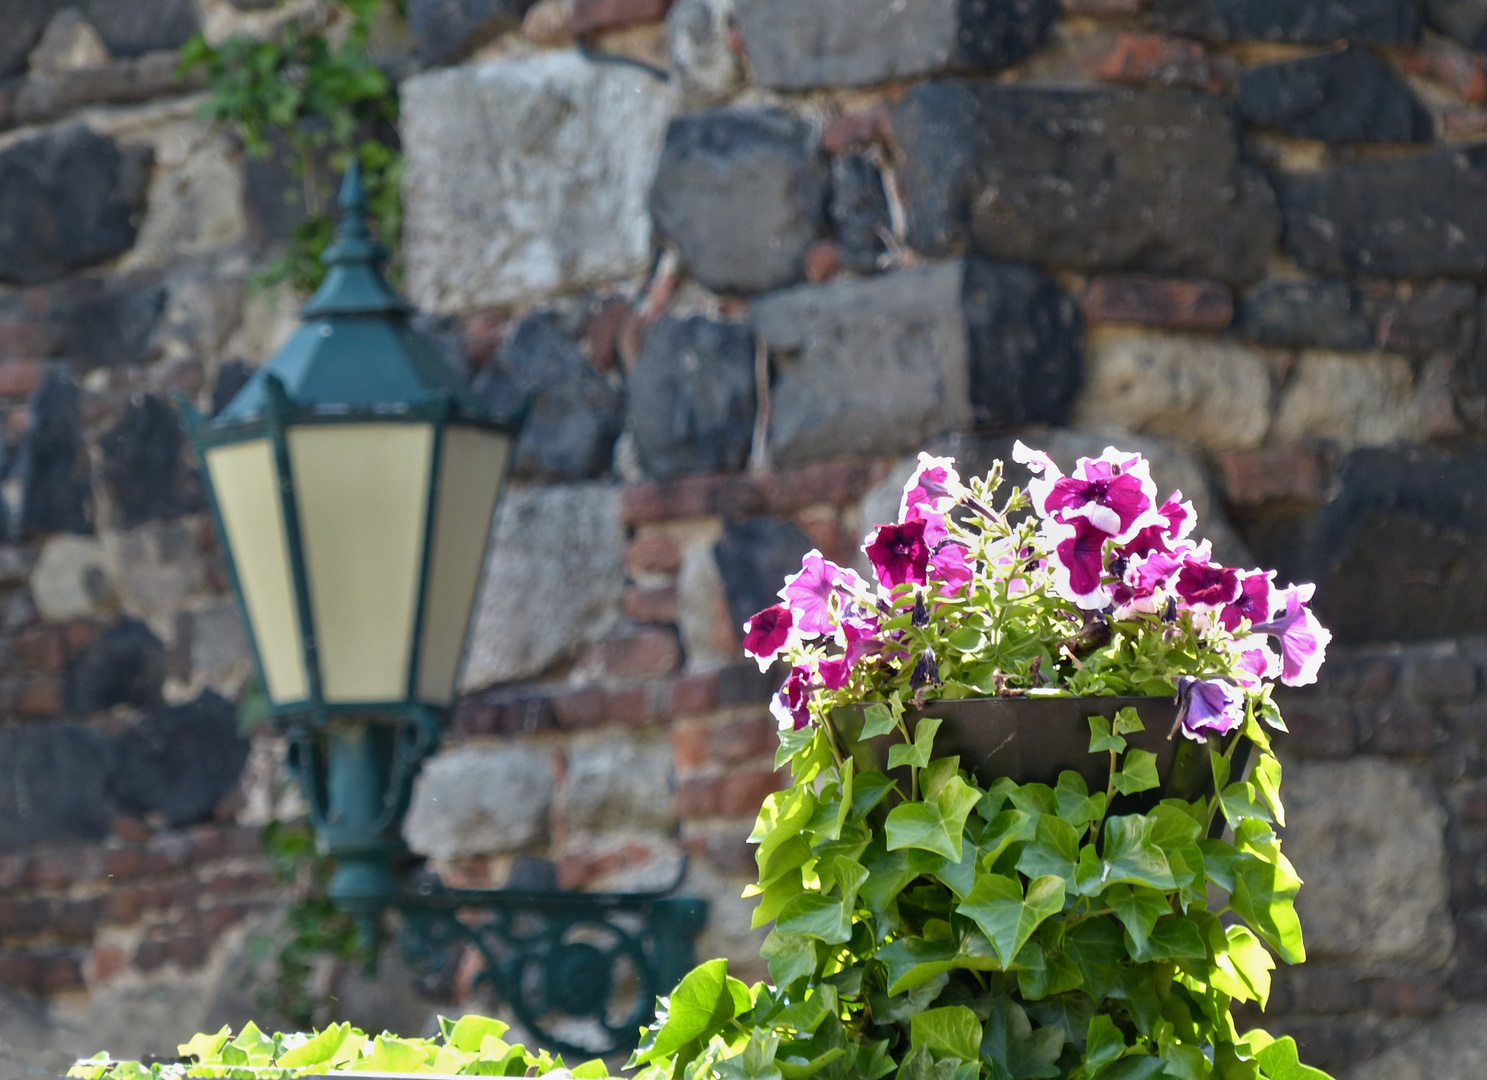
[1081,274,1232,330]
[11,626,64,675]
[718,770,786,817]
[89,943,127,984]
[672,722,710,771]
[604,685,659,726]
[1061,0,1146,13]
[626,532,683,574]
[1367,975,1446,1016]
[552,686,605,729]
[206,870,277,897]
[804,241,842,283]
[61,619,103,653]
[822,109,890,154]
[797,512,853,566]
[682,830,757,876]
[463,313,508,369]
[569,0,673,34]
[105,888,148,926]
[1369,280,1477,355]
[674,777,720,819]
[15,676,63,717]
[102,846,145,881]
[0,359,41,399]
[0,854,26,890]
[622,460,892,526]
[756,459,893,517]
[0,320,56,360]
[133,937,170,973]
[586,297,630,372]
[1217,450,1329,506]
[0,950,83,993]
[710,714,777,766]
[0,897,52,936]
[1090,33,1218,92]
[27,847,103,888]
[1400,39,1487,104]
[1361,701,1442,754]
[110,817,151,843]
[55,898,104,941]
[668,671,719,717]
[143,834,194,874]
[625,583,679,624]
[597,628,682,679]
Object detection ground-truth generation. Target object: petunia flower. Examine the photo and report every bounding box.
[899,452,963,519]
[1175,558,1242,611]
[779,550,868,637]
[742,604,800,672]
[1230,635,1281,689]
[770,665,815,731]
[1121,491,1197,560]
[864,519,930,589]
[840,618,885,667]
[1017,443,1165,543]
[929,541,973,597]
[1047,517,1113,610]
[904,504,949,547]
[1255,583,1332,687]
[1175,676,1245,741]
[1111,549,1184,617]
[1218,570,1275,633]
[817,657,851,691]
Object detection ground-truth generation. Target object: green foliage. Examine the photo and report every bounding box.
[68,1013,607,1079]
[178,0,402,293]
[631,703,1325,1080]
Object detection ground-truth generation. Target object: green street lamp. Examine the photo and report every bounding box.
[181,165,703,1055]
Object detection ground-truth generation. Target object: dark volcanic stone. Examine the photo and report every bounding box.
[67,618,166,715]
[1277,446,1487,644]
[19,368,93,538]
[1279,147,1487,278]
[734,0,1056,89]
[477,313,623,482]
[962,258,1083,428]
[407,0,537,65]
[0,723,113,850]
[100,393,189,529]
[80,0,201,58]
[0,0,56,79]
[1238,49,1429,143]
[713,517,816,629]
[1427,0,1487,49]
[829,154,891,274]
[110,691,249,828]
[1232,280,1372,350]
[40,277,167,371]
[1364,281,1478,356]
[651,108,828,294]
[1148,0,1421,43]
[211,361,254,417]
[0,126,144,286]
[629,316,757,480]
[890,83,1279,286]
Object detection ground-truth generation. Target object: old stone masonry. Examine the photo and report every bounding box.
[2,0,1487,1073]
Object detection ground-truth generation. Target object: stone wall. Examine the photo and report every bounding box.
[3,0,1487,1074]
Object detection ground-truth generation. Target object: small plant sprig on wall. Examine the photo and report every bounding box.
[629,447,1334,1080]
[178,0,402,293]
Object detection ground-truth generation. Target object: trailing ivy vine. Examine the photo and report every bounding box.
[178,0,403,293]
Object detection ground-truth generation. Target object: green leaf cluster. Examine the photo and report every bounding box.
[68,1014,605,1080]
[633,703,1321,1080]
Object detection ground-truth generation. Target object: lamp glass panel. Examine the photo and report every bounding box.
[204,439,309,703]
[288,422,433,703]
[416,426,510,704]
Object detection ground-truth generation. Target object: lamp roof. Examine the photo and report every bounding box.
[214,163,487,425]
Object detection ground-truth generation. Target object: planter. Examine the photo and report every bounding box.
[834,695,1248,814]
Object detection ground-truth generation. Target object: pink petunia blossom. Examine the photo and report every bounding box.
[779,550,867,636]
[899,452,963,520]
[1231,634,1281,689]
[1111,549,1184,617]
[1219,570,1275,633]
[770,665,815,731]
[930,541,973,597]
[742,604,799,671]
[1121,491,1197,560]
[1048,517,1114,610]
[864,519,931,589]
[1175,676,1245,741]
[1175,558,1242,611]
[1255,583,1332,687]
[1017,443,1165,543]
[904,504,949,547]
[817,657,851,690]
[840,618,884,667]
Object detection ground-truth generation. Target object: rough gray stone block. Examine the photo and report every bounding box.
[1427,0,1487,48]
[1281,758,1451,966]
[1351,1004,1487,1080]
[77,0,200,59]
[109,692,249,829]
[629,316,757,481]
[714,517,815,629]
[0,723,112,850]
[407,0,537,65]
[1238,49,1429,143]
[891,83,1279,286]
[651,108,827,295]
[756,259,1080,465]
[667,0,745,107]
[1231,280,1372,351]
[402,52,674,312]
[1148,0,1420,42]
[564,736,675,834]
[20,368,93,538]
[734,0,1056,89]
[67,618,164,715]
[0,0,57,78]
[100,393,190,529]
[462,483,626,688]
[829,154,891,274]
[404,744,553,859]
[0,125,143,285]
[1280,147,1487,278]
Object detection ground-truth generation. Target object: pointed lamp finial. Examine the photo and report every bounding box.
[300,160,410,318]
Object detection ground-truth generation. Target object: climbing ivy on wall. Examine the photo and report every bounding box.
[178,0,403,293]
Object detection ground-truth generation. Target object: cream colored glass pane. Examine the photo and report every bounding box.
[205,440,308,704]
[417,428,509,704]
[289,423,433,703]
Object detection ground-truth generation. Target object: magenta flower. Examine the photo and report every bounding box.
[1111,549,1184,617]
[1048,517,1113,610]
[770,665,815,731]
[899,452,963,519]
[865,519,930,589]
[1231,635,1281,689]
[840,618,884,667]
[905,504,948,547]
[1255,584,1332,687]
[1218,571,1275,633]
[817,657,851,691]
[779,550,867,636]
[1175,676,1245,741]
[1121,491,1197,560]
[742,604,798,671]
[930,542,973,597]
[1175,558,1242,611]
[1015,442,1164,543]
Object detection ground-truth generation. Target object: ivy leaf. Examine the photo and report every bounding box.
[852,771,896,818]
[754,787,818,877]
[717,1031,783,1080]
[776,726,816,769]
[366,1036,432,1073]
[1212,924,1276,1006]
[761,931,819,989]
[1016,939,1084,1001]
[980,810,1035,867]
[1083,1016,1125,1071]
[982,998,1063,1080]
[911,1006,983,1063]
[1161,1044,1208,1080]
[777,893,853,944]
[1229,854,1305,965]
[979,777,1019,819]
[1111,751,1160,796]
[860,702,898,739]
[1010,785,1059,818]
[1062,919,1125,1002]
[957,874,1065,967]
[1088,716,1126,755]
[1016,816,1080,882]
[750,867,805,929]
[1258,697,1289,734]
[1026,996,1096,1049]
[777,1049,847,1080]
[1198,840,1240,893]
[178,1027,232,1063]
[1135,917,1207,963]
[877,938,960,995]
[277,1023,350,1067]
[1100,1057,1166,1080]
[1055,772,1103,829]
[231,1022,276,1066]
[890,717,944,771]
[1219,782,1273,828]
[1113,708,1145,735]
[629,959,738,1066]
[885,775,982,862]
[1250,755,1285,827]
[1075,817,1175,895]
[446,1015,509,1053]
[1209,752,1230,795]
[1254,1037,1330,1080]
[1104,885,1169,951]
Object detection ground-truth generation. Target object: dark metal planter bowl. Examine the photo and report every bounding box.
[833,696,1245,815]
